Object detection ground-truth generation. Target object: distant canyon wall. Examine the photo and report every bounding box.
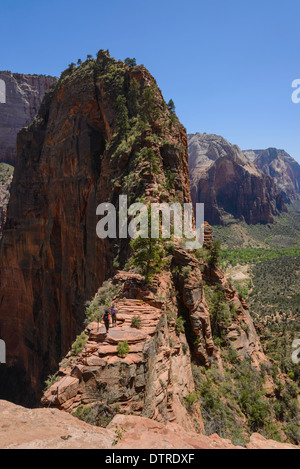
[0,72,57,165]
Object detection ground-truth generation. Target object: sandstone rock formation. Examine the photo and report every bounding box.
[188,133,287,225]
[0,51,191,405]
[42,271,203,432]
[244,148,300,201]
[0,400,298,449]
[0,72,57,165]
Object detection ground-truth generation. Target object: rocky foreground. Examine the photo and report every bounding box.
[0,400,297,449]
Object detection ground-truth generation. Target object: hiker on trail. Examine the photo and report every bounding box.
[110,302,118,327]
[103,310,111,334]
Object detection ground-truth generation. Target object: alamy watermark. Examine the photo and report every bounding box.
[0,340,6,364]
[96,196,204,250]
[291,79,300,103]
[0,79,6,104]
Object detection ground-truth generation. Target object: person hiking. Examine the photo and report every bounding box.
[110,302,118,327]
[103,310,111,334]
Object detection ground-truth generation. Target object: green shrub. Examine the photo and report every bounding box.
[185,392,199,412]
[44,372,60,391]
[71,332,88,356]
[131,316,142,329]
[117,341,130,357]
[181,265,192,280]
[175,316,185,335]
[284,423,300,445]
[226,347,239,364]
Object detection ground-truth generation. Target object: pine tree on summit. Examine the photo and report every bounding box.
[124,57,137,69]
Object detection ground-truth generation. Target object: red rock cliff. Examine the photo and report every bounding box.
[188,133,287,225]
[0,51,191,404]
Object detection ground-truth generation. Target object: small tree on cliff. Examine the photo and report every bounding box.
[208,240,221,268]
[130,235,166,283]
[127,78,140,118]
[68,62,76,72]
[125,57,137,69]
[129,210,166,283]
[167,99,176,114]
[116,95,130,140]
[140,86,159,124]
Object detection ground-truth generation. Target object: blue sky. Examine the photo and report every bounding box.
[2,0,300,162]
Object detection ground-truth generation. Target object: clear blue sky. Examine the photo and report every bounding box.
[2,0,300,162]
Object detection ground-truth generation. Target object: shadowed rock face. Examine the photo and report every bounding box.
[0,72,57,165]
[188,133,287,225]
[244,148,300,201]
[0,51,191,405]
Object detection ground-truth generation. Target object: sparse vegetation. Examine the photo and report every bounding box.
[175,316,185,335]
[44,372,60,391]
[71,332,88,356]
[85,281,121,325]
[0,163,13,183]
[112,425,127,446]
[131,316,143,329]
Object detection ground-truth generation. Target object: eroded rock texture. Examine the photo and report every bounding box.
[0,72,57,165]
[188,133,287,225]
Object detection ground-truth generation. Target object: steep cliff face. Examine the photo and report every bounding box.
[188,133,287,225]
[0,163,13,237]
[0,72,57,165]
[244,148,300,201]
[0,51,190,405]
